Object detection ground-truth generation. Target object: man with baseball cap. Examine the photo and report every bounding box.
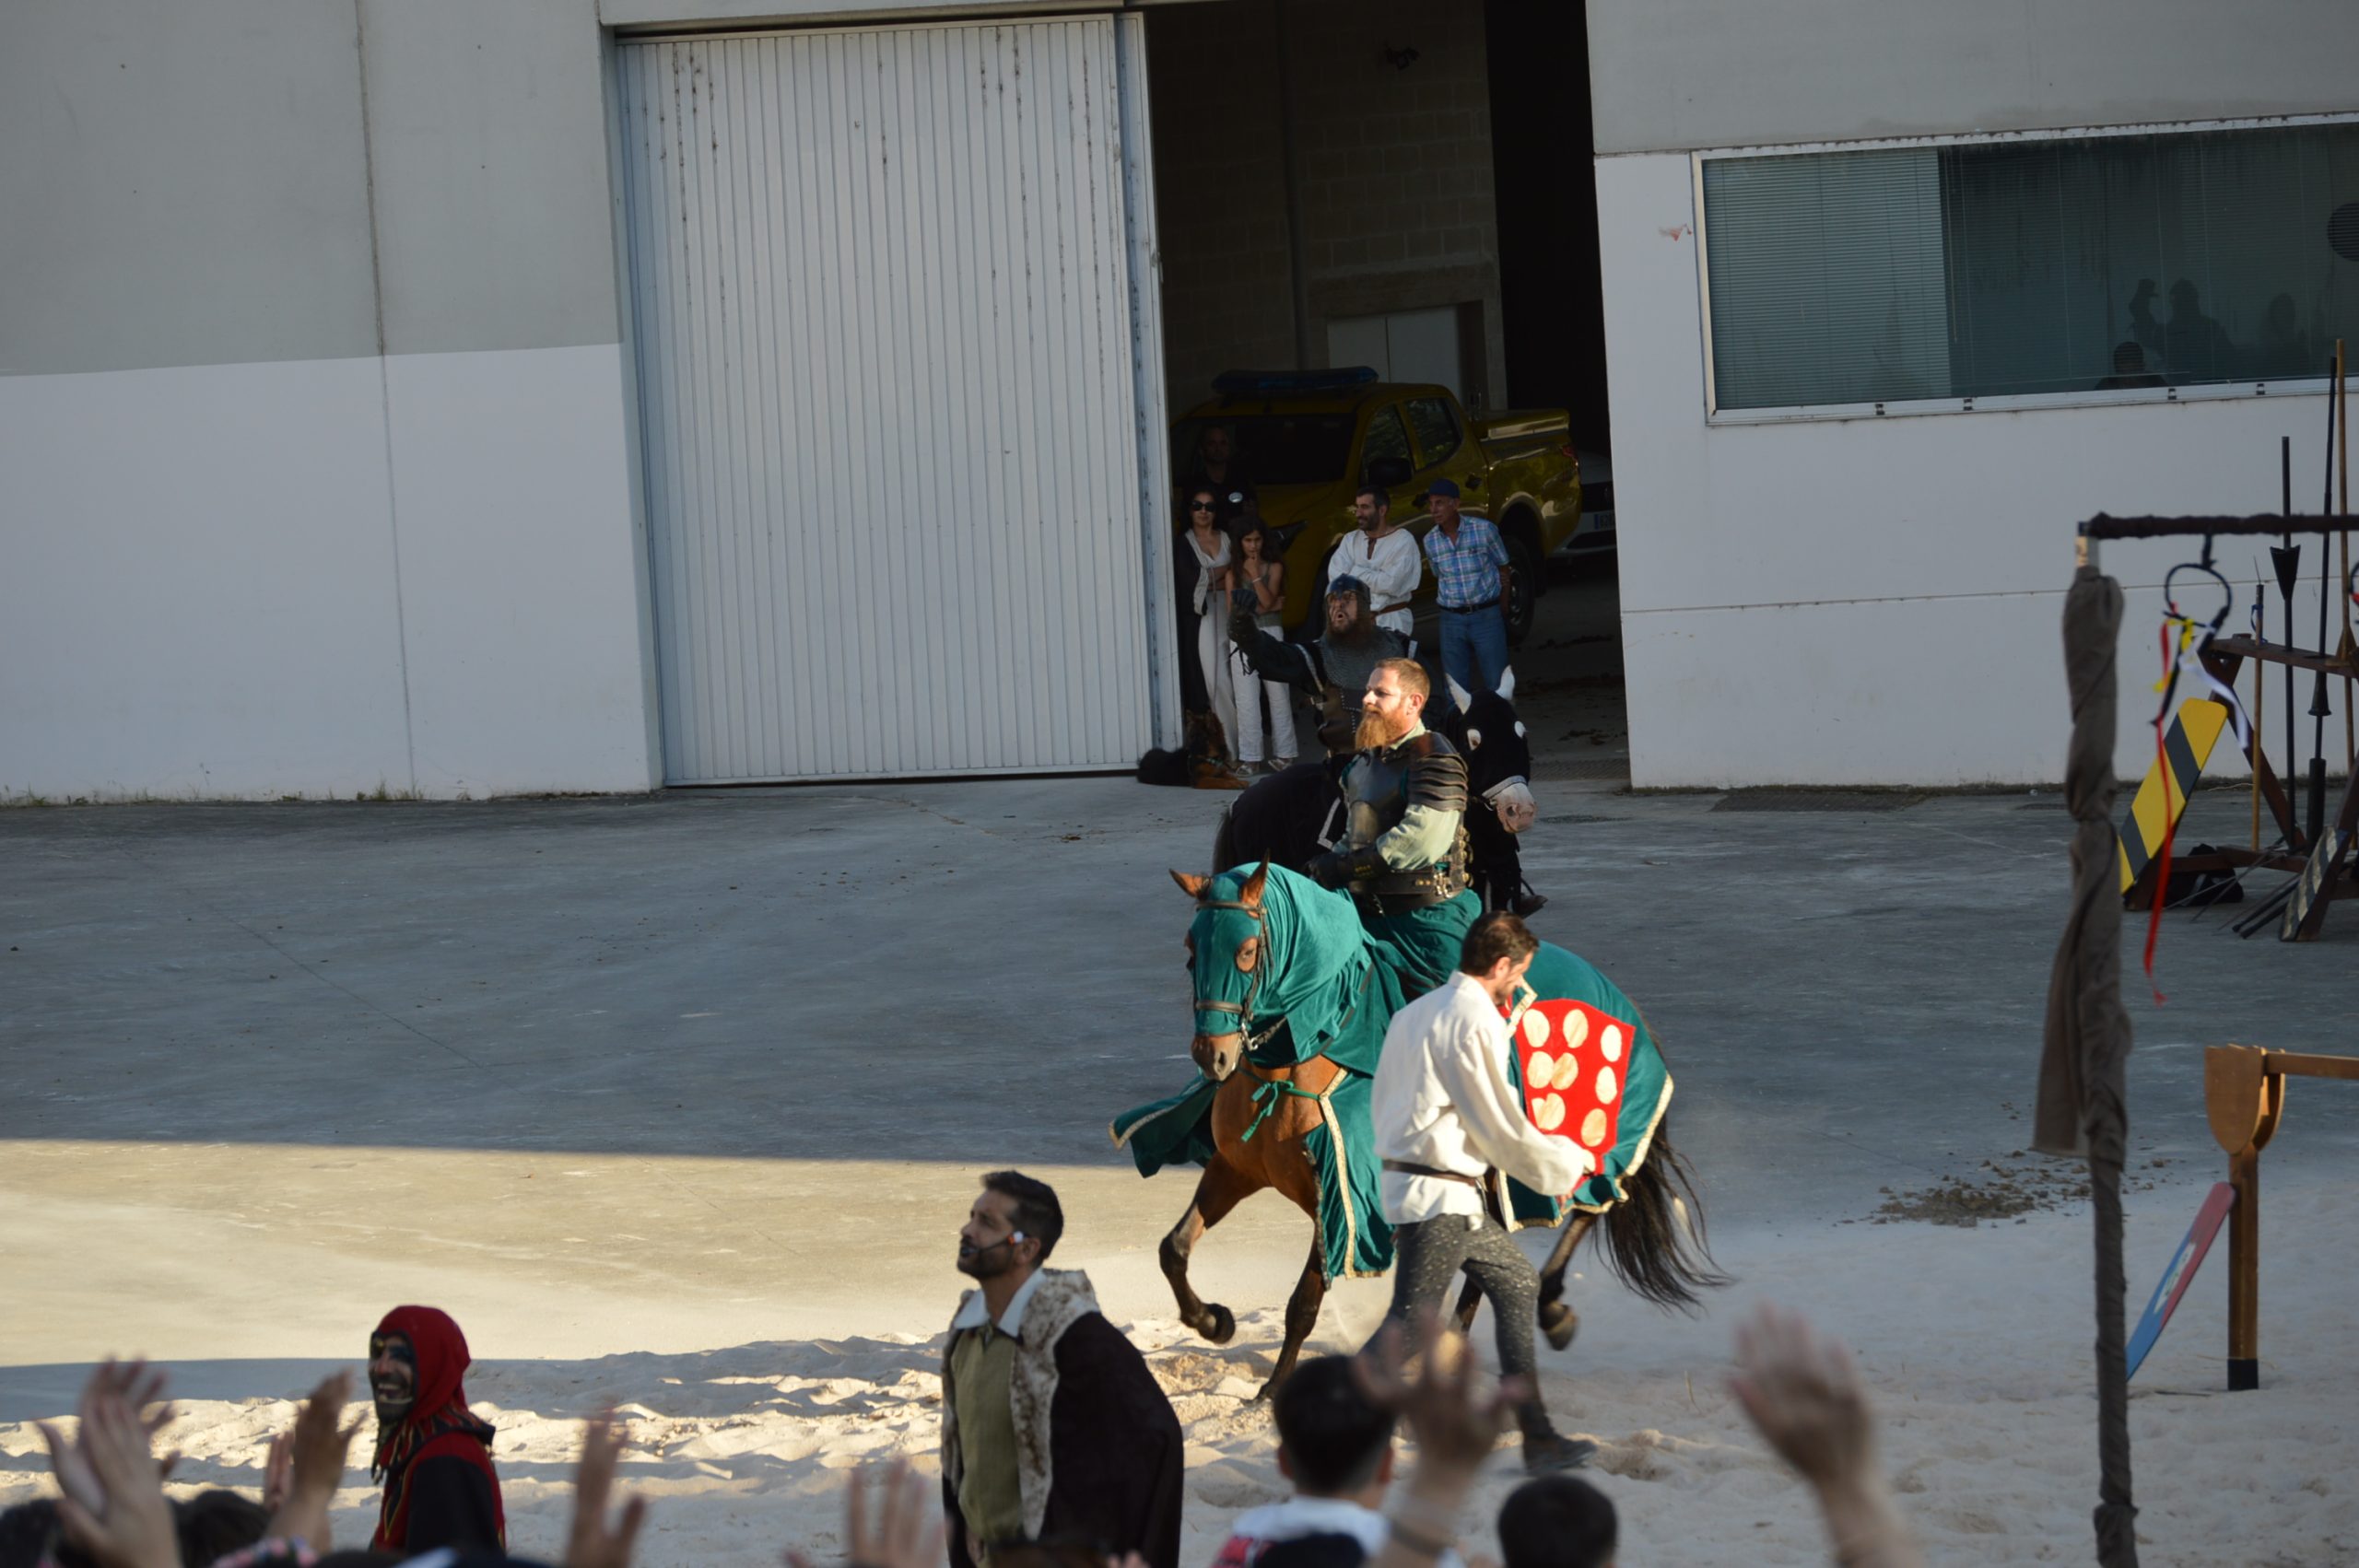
[1419,479,1513,703]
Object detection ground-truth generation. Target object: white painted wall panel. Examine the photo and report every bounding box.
[616,20,1157,782]
[383,345,659,797]
[1599,152,2350,787]
[0,358,413,799]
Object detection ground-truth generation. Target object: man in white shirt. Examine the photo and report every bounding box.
[1367,912,1597,1474]
[1327,486,1422,640]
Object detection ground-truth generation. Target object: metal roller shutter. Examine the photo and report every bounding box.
[616,18,1168,782]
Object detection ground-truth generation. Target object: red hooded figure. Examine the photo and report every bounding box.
[369,1305,506,1554]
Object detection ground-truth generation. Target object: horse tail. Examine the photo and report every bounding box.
[1594,1120,1732,1313]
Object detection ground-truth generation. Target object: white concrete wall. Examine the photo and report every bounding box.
[1587,0,2359,156]
[0,0,657,801]
[0,346,653,801]
[1600,151,2348,788]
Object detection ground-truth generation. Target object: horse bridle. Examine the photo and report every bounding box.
[1191,894,1284,1049]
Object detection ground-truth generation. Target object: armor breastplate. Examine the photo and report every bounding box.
[1343,731,1470,903]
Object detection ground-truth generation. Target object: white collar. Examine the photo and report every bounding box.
[952,1267,1048,1338]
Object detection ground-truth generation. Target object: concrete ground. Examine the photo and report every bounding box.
[6,557,2356,1422]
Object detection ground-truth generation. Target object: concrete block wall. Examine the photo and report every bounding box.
[1146,0,1506,416]
[1144,1,1297,413]
[1288,0,1507,406]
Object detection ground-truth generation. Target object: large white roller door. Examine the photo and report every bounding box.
[616,19,1170,782]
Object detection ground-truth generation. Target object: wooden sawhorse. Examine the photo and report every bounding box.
[2205,1043,2359,1387]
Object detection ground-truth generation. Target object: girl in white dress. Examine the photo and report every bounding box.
[1226,520,1297,773]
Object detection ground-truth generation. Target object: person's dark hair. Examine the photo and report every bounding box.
[1356,483,1390,509]
[176,1490,271,1568]
[1461,910,1539,977]
[1498,1474,1618,1568]
[980,1170,1064,1262]
[1272,1355,1395,1494]
[1238,518,1269,553]
[0,1501,62,1568]
[2111,341,2146,373]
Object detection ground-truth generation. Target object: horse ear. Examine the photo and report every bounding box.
[1240,860,1271,906]
[1496,665,1516,703]
[1171,870,1212,898]
[1446,673,1473,714]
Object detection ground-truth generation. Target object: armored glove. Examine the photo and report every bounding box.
[1306,844,1385,889]
[1228,603,1262,655]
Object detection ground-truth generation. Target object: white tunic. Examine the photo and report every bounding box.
[1328,527,1422,637]
[1371,971,1594,1224]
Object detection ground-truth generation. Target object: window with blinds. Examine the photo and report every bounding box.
[1700,121,2359,415]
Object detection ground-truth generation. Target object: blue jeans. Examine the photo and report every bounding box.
[1439,605,1508,705]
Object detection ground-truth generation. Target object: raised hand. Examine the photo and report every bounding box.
[1728,1305,1923,1568]
[565,1409,649,1568]
[50,1392,179,1568]
[265,1370,364,1553]
[786,1459,944,1568]
[1728,1304,1872,1489]
[40,1361,177,1524]
[1356,1311,1530,1478]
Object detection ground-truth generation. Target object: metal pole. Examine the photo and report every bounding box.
[2313,375,2338,847]
[2341,342,2353,769]
[2277,440,2299,844]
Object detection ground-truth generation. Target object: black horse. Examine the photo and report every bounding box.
[1215,670,1541,912]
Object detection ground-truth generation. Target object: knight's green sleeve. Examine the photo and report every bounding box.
[1374,749,1467,869]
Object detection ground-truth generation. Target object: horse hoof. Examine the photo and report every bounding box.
[1203,1304,1237,1345]
[1540,1301,1579,1352]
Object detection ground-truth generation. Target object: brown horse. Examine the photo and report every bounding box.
[1152,864,1721,1398]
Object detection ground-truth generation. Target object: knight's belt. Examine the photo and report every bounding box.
[1354,858,1467,913]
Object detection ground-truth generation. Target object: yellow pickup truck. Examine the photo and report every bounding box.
[1171,369,1582,644]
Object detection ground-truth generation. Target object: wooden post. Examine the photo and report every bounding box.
[2205,1044,2284,1390]
[2227,1144,2261,1390]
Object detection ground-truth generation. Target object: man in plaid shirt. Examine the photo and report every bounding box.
[1419,479,1512,703]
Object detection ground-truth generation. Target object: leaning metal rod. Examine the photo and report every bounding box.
[2253,579,2265,853]
[2341,342,2353,769]
[2316,371,2340,848]
[2283,442,2298,837]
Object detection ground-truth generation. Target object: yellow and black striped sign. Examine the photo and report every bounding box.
[2117,700,2230,894]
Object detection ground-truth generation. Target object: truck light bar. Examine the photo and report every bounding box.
[1210,367,1379,395]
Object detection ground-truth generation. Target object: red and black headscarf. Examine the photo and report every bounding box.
[369,1305,506,1552]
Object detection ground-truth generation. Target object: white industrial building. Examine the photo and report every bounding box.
[1590,3,2359,786]
[6,0,2357,797]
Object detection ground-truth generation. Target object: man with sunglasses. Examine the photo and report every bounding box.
[943,1171,1184,1568]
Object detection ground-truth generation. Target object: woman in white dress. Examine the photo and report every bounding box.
[1226,519,1297,773]
[1183,486,1238,756]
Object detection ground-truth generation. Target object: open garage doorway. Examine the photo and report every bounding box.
[1142,0,1625,784]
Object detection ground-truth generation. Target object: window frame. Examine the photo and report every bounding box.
[1691,110,2359,426]
[1402,394,1464,471]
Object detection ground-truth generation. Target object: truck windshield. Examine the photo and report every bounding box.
[1173,415,1356,487]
